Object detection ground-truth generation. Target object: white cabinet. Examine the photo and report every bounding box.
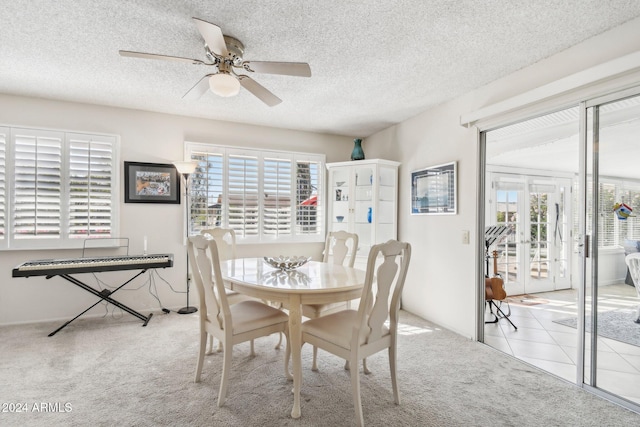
[326,159,400,267]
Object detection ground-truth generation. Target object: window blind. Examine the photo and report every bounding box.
[68,133,114,238]
[263,157,292,237]
[186,142,324,242]
[1,126,119,250]
[13,129,63,239]
[0,127,7,240]
[228,154,259,237]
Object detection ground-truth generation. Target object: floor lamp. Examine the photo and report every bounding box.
[174,160,199,315]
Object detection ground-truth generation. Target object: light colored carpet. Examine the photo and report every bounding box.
[1,310,639,426]
[553,309,640,347]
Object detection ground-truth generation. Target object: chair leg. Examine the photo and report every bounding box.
[207,334,223,353]
[250,339,255,357]
[194,330,207,383]
[363,358,371,375]
[218,341,233,407]
[275,332,283,349]
[349,353,364,427]
[312,346,319,371]
[389,345,399,404]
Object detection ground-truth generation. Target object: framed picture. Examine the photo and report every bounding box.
[411,161,457,215]
[124,161,180,204]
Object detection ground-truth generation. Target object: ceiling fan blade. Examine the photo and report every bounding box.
[238,76,282,107]
[182,74,214,100]
[243,61,311,77]
[192,17,228,56]
[119,50,205,65]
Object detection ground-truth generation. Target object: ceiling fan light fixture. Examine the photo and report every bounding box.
[209,73,240,97]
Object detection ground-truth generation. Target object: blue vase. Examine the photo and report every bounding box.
[367,207,372,223]
[351,138,365,161]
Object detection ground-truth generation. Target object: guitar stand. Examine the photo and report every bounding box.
[485,300,517,330]
[46,270,153,337]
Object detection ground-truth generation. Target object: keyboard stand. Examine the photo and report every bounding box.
[47,270,153,337]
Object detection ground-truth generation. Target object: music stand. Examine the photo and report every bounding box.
[484,225,512,275]
[484,225,517,329]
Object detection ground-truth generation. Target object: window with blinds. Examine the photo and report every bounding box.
[582,178,640,249]
[0,127,6,241]
[186,142,324,242]
[0,127,119,250]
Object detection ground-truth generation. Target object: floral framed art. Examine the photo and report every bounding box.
[411,161,457,215]
[124,161,180,204]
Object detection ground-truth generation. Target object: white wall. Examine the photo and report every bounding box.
[0,95,353,325]
[364,16,640,338]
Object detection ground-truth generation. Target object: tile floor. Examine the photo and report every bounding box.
[484,283,640,407]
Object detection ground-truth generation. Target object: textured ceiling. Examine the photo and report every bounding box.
[2,0,640,137]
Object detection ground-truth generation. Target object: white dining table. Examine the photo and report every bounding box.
[220,257,366,419]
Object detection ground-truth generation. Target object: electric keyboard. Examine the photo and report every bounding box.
[12,254,174,277]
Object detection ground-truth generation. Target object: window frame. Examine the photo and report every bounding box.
[1,125,120,251]
[185,142,325,243]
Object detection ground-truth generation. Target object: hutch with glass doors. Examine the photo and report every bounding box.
[326,159,400,268]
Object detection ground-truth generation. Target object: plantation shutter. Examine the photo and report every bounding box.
[0,127,6,240]
[185,142,324,242]
[190,152,224,234]
[68,133,114,238]
[13,128,63,239]
[296,160,320,236]
[228,154,259,237]
[263,157,292,237]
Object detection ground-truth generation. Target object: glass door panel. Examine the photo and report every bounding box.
[588,92,640,406]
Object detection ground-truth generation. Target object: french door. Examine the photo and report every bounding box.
[488,172,572,295]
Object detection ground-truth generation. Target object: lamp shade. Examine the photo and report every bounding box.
[209,73,241,97]
[173,160,198,175]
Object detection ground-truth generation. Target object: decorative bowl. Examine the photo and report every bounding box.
[336,216,344,222]
[263,255,311,271]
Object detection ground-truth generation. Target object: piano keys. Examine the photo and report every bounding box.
[12,254,173,277]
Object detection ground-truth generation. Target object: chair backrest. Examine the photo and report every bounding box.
[625,253,640,291]
[201,228,237,261]
[356,239,411,344]
[188,235,231,331]
[322,231,359,267]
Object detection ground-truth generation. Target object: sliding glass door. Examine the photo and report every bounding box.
[482,87,640,412]
[584,90,640,405]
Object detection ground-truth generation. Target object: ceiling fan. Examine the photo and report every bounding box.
[119,17,311,107]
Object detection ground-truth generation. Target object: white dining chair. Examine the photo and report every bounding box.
[201,227,258,354]
[301,239,411,427]
[624,252,640,323]
[304,230,359,371]
[188,235,291,406]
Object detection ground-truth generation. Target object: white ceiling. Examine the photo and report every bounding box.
[3,1,640,137]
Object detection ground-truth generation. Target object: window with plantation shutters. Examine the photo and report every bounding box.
[187,142,324,243]
[0,126,119,250]
[0,127,7,241]
[68,133,115,239]
[263,157,292,237]
[228,153,260,237]
[13,128,63,240]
